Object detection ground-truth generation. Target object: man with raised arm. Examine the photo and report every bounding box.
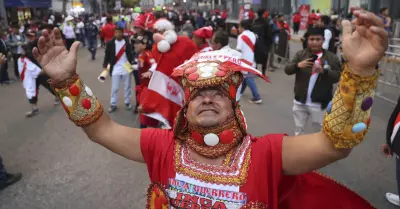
[33,10,387,208]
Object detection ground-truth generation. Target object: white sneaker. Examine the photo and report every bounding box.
[386,193,400,206]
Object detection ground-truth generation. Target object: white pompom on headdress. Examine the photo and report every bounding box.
[152,19,178,53]
[153,18,175,32]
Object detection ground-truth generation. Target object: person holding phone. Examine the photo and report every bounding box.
[284,27,342,136]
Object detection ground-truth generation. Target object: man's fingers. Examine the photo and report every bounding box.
[53,28,64,46]
[357,10,384,27]
[37,36,48,55]
[341,19,353,37]
[371,26,389,51]
[45,30,54,49]
[69,41,81,55]
[32,47,42,61]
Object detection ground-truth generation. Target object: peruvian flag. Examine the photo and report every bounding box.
[142,70,185,129]
[140,36,198,129]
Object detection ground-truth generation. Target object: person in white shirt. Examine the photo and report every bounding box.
[63,17,76,51]
[75,19,86,47]
[236,19,263,104]
[103,27,134,113]
[320,16,333,51]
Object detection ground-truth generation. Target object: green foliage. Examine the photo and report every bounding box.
[121,0,140,8]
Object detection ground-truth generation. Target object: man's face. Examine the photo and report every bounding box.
[12,27,19,34]
[211,35,222,50]
[383,9,389,16]
[192,35,204,46]
[134,42,146,53]
[115,30,123,39]
[134,27,144,35]
[308,35,324,52]
[187,88,234,128]
[238,25,244,34]
[278,16,284,22]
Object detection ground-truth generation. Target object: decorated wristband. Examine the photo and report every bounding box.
[49,74,104,127]
[323,64,379,148]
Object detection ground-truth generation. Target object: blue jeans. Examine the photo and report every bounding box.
[240,74,261,100]
[111,73,132,106]
[0,154,6,181]
[87,38,97,60]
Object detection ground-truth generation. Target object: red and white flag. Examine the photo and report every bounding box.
[142,70,185,129]
[140,36,198,128]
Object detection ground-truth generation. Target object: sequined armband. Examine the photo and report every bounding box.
[323,64,379,148]
[49,74,104,127]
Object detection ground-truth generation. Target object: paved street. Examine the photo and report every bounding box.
[0,40,399,209]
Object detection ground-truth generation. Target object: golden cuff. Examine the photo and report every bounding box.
[323,64,378,148]
[50,75,103,127]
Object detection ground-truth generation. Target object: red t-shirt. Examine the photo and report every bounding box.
[101,23,116,43]
[140,128,287,208]
[140,128,375,209]
[308,13,317,25]
[293,14,301,23]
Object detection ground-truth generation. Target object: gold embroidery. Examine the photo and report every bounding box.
[323,64,378,148]
[174,137,252,186]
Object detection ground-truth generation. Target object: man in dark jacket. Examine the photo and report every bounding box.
[284,27,341,136]
[0,29,10,85]
[85,16,99,60]
[383,96,400,206]
[253,8,272,75]
[6,24,27,80]
[103,27,134,113]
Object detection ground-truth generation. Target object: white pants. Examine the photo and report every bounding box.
[293,103,324,136]
[110,74,132,106]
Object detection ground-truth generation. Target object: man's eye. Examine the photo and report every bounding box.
[214,92,223,99]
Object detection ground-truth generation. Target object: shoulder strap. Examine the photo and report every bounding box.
[241,35,255,52]
[114,43,126,64]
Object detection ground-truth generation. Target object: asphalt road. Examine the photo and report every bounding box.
[0,40,399,209]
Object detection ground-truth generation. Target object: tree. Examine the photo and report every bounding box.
[121,0,140,8]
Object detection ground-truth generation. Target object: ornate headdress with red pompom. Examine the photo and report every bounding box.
[171,50,269,158]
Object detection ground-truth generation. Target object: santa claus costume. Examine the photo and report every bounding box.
[139,19,198,128]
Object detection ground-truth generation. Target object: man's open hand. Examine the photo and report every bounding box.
[342,10,388,76]
[33,28,80,82]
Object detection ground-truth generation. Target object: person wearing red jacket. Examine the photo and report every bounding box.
[248,9,255,20]
[292,12,301,34]
[100,16,115,44]
[308,9,317,28]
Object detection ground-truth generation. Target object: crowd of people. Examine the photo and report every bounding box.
[0,6,399,209]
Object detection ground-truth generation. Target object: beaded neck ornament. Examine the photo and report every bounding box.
[172,50,269,158]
